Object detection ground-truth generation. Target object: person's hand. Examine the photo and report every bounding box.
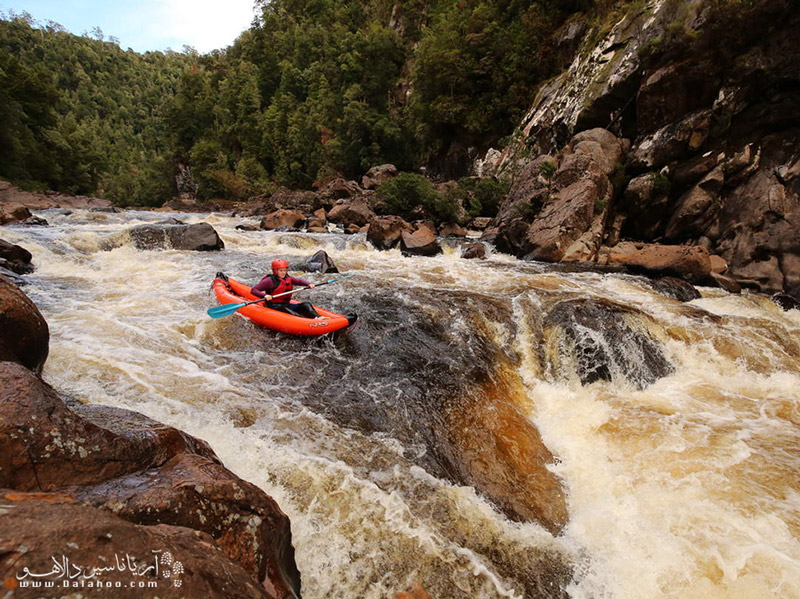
[265,295,272,301]
[308,284,315,289]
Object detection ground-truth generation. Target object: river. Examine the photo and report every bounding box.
[3,209,799,599]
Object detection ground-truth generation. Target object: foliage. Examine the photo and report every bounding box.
[610,161,628,194]
[538,160,557,181]
[0,13,190,201]
[458,177,508,218]
[0,0,594,204]
[376,172,438,218]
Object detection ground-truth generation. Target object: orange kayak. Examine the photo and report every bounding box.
[212,273,357,336]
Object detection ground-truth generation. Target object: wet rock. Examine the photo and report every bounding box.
[291,249,339,273]
[0,267,26,286]
[0,492,275,599]
[709,254,728,274]
[20,215,49,226]
[367,215,413,250]
[155,217,185,225]
[605,242,713,284]
[770,293,800,311]
[0,239,34,274]
[0,364,216,491]
[68,453,301,599]
[362,164,398,189]
[438,222,467,237]
[327,199,375,227]
[461,242,486,260]
[400,227,442,257]
[260,210,305,230]
[492,219,530,257]
[710,272,742,293]
[442,377,568,534]
[649,276,701,302]
[306,208,327,230]
[344,223,362,234]
[236,223,261,231]
[0,205,32,225]
[468,216,492,231]
[129,222,224,251]
[0,363,301,597]
[542,298,674,389]
[0,281,49,373]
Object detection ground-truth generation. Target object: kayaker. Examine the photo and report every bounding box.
[251,259,321,319]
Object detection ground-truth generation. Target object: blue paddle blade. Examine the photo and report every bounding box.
[207,302,247,318]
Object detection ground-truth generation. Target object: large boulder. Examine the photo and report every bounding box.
[0,492,276,599]
[0,205,32,225]
[129,222,224,251]
[442,377,568,534]
[524,179,604,262]
[0,280,48,374]
[260,210,305,231]
[771,293,800,311]
[327,200,375,227]
[542,298,674,389]
[291,249,339,273]
[0,239,34,274]
[438,222,468,237]
[0,362,301,597]
[361,164,398,189]
[461,242,486,259]
[603,242,713,284]
[68,452,299,598]
[400,227,442,257]
[566,128,628,174]
[317,177,362,200]
[367,216,413,250]
[649,276,701,302]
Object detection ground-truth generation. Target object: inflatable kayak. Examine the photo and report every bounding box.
[212,272,357,336]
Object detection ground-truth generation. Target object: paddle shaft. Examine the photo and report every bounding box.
[208,274,354,318]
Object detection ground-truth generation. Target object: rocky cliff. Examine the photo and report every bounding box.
[490,0,800,295]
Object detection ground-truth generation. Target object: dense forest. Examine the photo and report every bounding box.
[0,1,590,207]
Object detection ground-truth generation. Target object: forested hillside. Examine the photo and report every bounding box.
[0,15,193,205]
[1,0,588,205]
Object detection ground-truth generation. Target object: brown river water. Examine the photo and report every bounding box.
[3,209,800,599]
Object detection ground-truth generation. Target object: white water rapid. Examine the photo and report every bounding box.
[3,209,799,599]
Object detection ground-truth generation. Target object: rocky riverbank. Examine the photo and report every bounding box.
[0,275,301,598]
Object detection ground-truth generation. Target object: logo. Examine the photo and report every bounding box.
[14,549,183,590]
[309,319,330,328]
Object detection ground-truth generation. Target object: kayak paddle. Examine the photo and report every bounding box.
[207,274,355,319]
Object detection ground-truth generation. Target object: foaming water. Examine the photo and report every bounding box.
[4,210,800,598]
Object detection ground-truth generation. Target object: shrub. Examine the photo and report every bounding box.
[376,172,438,218]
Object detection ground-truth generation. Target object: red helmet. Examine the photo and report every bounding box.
[271,259,289,273]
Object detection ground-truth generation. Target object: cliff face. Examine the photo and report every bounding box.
[493,0,800,295]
